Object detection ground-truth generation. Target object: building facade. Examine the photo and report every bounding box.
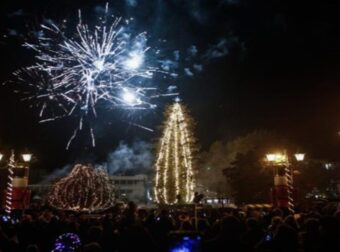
[112,174,149,203]
[27,174,150,205]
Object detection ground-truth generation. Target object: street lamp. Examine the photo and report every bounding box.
[294,153,305,162]
[0,150,33,215]
[266,152,305,164]
[266,154,276,162]
[265,151,305,213]
[22,153,32,162]
[265,152,288,164]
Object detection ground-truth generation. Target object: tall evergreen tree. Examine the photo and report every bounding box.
[155,101,196,204]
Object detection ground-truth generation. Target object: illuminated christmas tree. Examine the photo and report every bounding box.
[155,100,196,204]
[48,164,115,212]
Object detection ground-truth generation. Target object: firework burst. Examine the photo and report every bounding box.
[12,4,174,148]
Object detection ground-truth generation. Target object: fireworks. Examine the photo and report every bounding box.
[48,164,115,212]
[12,4,173,148]
[154,101,196,204]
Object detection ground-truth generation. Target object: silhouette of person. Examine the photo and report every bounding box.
[176,194,182,204]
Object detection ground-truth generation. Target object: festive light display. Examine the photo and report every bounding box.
[48,164,115,212]
[284,158,295,213]
[53,233,81,252]
[155,101,196,204]
[5,151,16,214]
[11,3,174,149]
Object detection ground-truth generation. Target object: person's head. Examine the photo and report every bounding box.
[270,216,283,231]
[137,209,147,219]
[180,220,193,231]
[87,226,103,242]
[160,209,169,217]
[26,244,40,252]
[22,214,33,222]
[272,208,284,218]
[127,201,137,212]
[246,218,259,230]
[334,210,340,219]
[220,216,242,238]
[274,223,298,248]
[83,242,102,252]
[284,215,298,230]
[304,218,319,233]
[197,219,209,231]
[319,216,340,235]
[5,225,17,237]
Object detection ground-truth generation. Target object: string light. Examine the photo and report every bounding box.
[48,164,115,212]
[5,151,16,215]
[155,101,196,204]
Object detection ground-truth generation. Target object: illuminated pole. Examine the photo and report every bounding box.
[20,153,32,211]
[266,152,305,213]
[284,152,294,213]
[5,150,15,215]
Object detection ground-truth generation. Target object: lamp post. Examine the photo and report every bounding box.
[0,150,32,215]
[266,151,305,213]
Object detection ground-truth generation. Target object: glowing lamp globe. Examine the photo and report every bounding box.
[266,154,276,162]
[0,153,3,161]
[276,153,287,163]
[266,153,287,164]
[294,153,305,162]
[22,153,32,162]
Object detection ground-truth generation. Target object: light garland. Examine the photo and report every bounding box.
[5,151,16,214]
[48,164,115,212]
[155,101,196,204]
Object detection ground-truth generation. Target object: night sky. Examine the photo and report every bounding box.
[1,0,340,172]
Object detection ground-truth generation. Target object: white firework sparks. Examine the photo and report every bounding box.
[13,4,173,148]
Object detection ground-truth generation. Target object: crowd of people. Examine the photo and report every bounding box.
[0,201,339,252]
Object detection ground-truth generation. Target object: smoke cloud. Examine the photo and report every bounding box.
[100,141,154,175]
[41,140,154,183]
[125,0,138,8]
[40,164,73,184]
[203,36,239,61]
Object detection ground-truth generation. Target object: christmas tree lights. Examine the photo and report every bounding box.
[155,101,196,204]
